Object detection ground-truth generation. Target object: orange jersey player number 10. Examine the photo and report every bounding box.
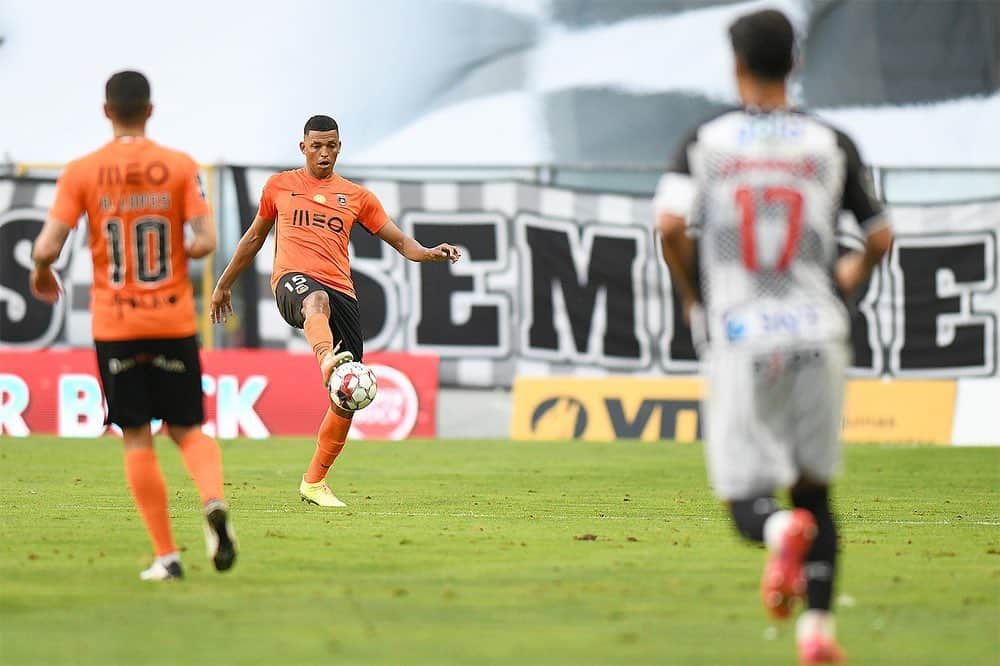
[46,138,209,341]
[104,215,171,286]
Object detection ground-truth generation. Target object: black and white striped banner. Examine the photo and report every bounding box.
[2,172,997,387]
[232,169,1000,386]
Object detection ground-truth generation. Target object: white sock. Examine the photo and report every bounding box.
[797,609,835,641]
[763,509,793,551]
[156,551,180,567]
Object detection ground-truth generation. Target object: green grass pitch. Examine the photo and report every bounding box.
[1,437,997,665]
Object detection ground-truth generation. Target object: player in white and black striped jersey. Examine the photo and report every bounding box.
[654,9,893,664]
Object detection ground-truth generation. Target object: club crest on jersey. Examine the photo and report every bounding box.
[337,194,347,206]
[313,194,327,204]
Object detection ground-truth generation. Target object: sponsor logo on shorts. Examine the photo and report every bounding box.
[108,354,186,374]
[151,355,187,373]
[108,357,136,375]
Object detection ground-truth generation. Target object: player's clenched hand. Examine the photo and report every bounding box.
[29,266,62,304]
[427,244,461,263]
[210,285,234,324]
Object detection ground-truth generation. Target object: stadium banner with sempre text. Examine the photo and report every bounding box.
[4,173,997,388]
[0,349,438,440]
[510,376,976,445]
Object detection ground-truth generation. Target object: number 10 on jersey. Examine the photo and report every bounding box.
[104,215,171,287]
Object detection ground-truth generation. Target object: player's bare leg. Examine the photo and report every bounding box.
[168,424,237,572]
[122,424,182,581]
[301,291,352,387]
[790,480,844,664]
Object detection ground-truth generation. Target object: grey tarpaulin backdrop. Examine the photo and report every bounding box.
[462,0,1000,164]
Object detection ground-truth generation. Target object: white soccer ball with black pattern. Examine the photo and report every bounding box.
[330,361,378,411]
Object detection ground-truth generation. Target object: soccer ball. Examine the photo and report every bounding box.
[329,361,377,411]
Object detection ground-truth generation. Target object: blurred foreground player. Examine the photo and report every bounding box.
[210,115,460,507]
[655,10,892,663]
[30,71,236,581]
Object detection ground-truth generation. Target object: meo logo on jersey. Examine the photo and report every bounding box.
[291,208,345,233]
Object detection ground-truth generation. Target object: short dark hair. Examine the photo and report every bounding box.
[729,9,795,81]
[105,71,151,124]
[304,115,338,135]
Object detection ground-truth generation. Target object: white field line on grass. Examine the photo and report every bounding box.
[358,513,1000,527]
[28,505,1000,526]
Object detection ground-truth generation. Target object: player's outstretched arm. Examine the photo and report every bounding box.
[657,212,700,323]
[375,219,461,264]
[210,214,275,324]
[29,217,72,304]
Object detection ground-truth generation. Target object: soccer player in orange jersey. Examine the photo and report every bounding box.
[30,71,236,581]
[210,115,460,507]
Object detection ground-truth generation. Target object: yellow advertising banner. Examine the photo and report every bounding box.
[841,379,956,445]
[511,377,957,444]
[510,377,705,442]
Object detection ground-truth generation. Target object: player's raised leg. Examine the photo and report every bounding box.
[300,406,352,507]
[301,290,352,386]
[168,424,237,572]
[122,425,183,581]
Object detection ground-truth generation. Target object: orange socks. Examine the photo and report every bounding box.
[125,433,224,559]
[303,313,334,363]
[304,407,352,483]
[124,448,176,557]
[303,314,350,482]
[178,430,225,504]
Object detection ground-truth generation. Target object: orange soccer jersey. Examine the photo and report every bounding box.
[50,137,209,341]
[258,169,390,299]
